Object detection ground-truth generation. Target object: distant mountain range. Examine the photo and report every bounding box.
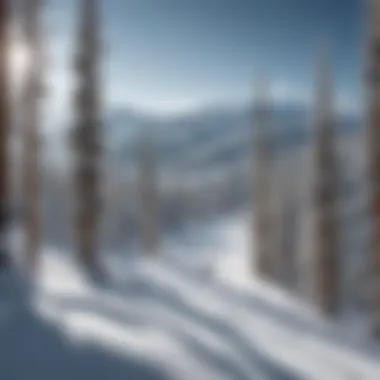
[44,102,360,176]
[39,101,363,250]
[101,103,360,176]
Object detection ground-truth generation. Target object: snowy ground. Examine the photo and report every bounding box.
[1,214,380,380]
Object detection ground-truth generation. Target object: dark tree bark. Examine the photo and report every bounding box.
[0,0,11,272]
[312,44,340,315]
[21,0,43,273]
[365,0,380,337]
[72,0,104,279]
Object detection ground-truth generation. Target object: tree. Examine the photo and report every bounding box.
[21,0,43,273]
[251,75,274,278]
[273,153,299,289]
[312,44,340,315]
[138,126,159,256]
[72,0,104,279]
[365,0,380,336]
[0,0,10,271]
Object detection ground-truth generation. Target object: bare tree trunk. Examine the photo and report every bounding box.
[312,44,340,315]
[277,154,299,290]
[21,0,42,273]
[251,76,274,278]
[0,0,10,271]
[72,0,104,279]
[138,127,159,256]
[365,0,380,337]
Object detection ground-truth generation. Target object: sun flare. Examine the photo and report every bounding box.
[9,40,31,83]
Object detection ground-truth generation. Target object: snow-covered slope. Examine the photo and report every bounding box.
[1,213,379,380]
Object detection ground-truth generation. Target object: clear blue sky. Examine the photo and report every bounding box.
[39,0,362,121]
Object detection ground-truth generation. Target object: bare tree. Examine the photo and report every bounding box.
[312,44,340,315]
[277,153,299,290]
[21,0,43,273]
[0,0,10,271]
[72,0,104,280]
[251,75,274,278]
[138,126,159,256]
[365,0,380,336]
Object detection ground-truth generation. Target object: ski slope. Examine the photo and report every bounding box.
[0,215,379,380]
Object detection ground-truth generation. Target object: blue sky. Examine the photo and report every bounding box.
[29,0,363,125]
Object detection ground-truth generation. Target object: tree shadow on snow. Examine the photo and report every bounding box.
[52,276,301,380]
[0,280,169,380]
[151,257,380,363]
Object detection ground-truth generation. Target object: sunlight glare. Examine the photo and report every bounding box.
[10,40,31,87]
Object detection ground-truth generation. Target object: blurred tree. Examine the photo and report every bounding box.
[251,75,274,278]
[72,0,104,280]
[0,0,11,271]
[276,154,299,290]
[138,126,159,256]
[365,0,380,337]
[21,0,43,273]
[312,44,340,315]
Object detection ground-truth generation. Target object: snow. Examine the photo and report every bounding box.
[1,214,380,380]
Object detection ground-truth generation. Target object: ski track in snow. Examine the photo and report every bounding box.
[0,215,379,380]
